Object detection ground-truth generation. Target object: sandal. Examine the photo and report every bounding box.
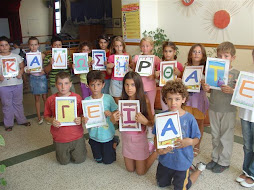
[20,122,31,126]
[193,147,200,157]
[5,126,13,131]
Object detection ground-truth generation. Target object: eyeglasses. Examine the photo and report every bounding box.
[192,50,202,54]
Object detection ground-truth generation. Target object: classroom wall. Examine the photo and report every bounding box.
[19,0,52,44]
[112,0,122,36]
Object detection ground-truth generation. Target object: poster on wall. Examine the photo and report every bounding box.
[205,57,230,90]
[122,2,140,43]
[231,71,254,111]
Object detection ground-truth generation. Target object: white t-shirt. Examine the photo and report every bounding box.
[239,108,254,122]
[0,53,23,87]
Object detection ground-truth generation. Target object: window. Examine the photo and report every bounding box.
[55,0,61,34]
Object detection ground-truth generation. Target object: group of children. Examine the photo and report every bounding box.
[0,34,254,189]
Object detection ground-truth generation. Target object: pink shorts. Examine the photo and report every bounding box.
[121,132,149,160]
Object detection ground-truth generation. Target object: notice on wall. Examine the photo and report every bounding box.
[122,3,140,43]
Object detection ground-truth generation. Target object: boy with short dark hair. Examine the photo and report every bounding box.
[44,36,75,94]
[153,80,205,190]
[44,72,86,165]
[83,70,118,164]
[203,41,240,173]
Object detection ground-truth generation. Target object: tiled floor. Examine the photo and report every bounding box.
[0,80,248,190]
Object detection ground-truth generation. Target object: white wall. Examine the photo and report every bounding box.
[19,0,52,44]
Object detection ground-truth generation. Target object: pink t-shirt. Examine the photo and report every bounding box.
[134,55,161,92]
[108,53,129,81]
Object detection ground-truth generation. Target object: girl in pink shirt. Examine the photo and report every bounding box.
[132,37,161,115]
[106,36,131,104]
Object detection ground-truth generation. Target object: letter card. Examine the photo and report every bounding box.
[231,71,254,111]
[114,55,129,78]
[135,55,154,76]
[92,50,106,71]
[118,100,141,131]
[55,97,77,126]
[205,57,229,90]
[159,61,177,86]
[52,48,68,69]
[82,99,107,128]
[1,57,19,77]
[73,53,89,74]
[182,66,204,92]
[155,111,182,149]
[26,52,42,73]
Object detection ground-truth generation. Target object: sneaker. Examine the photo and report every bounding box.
[196,162,206,171]
[236,174,246,183]
[212,164,229,173]
[206,160,217,170]
[240,179,254,188]
[38,118,43,125]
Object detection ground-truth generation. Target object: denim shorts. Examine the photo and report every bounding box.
[29,75,48,95]
[109,79,123,97]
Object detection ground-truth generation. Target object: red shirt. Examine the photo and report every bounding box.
[44,92,84,143]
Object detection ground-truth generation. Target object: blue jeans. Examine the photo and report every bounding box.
[241,119,254,179]
[102,79,110,94]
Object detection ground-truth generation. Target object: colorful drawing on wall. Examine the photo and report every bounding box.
[243,0,254,8]
[135,55,154,76]
[114,55,129,78]
[203,1,241,40]
[118,100,141,132]
[92,50,106,71]
[55,97,77,126]
[159,61,177,86]
[73,53,89,74]
[1,57,19,77]
[155,111,182,149]
[231,71,254,111]
[205,57,230,90]
[183,66,204,92]
[52,48,68,69]
[82,99,107,128]
[26,52,42,73]
[174,0,203,16]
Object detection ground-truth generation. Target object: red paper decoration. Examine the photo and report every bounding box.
[213,10,230,29]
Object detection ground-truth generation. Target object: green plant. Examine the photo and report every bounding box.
[0,135,6,186]
[142,28,170,58]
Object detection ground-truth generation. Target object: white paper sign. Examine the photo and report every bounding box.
[73,53,89,74]
[52,48,68,69]
[82,99,107,128]
[92,50,106,70]
[135,55,154,76]
[183,66,204,92]
[26,52,42,73]
[114,55,129,78]
[155,111,182,149]
[118,100,141,131]
[159,61,177,86]
[231,71,254,111]
[1,57,19,77]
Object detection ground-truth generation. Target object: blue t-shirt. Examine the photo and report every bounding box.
[85,94,118,143]
[152,111,200,171]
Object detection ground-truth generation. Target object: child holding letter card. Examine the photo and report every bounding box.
[118,100,141,131]
[82,99,107,128]
[205,57,230,90]
[55,96,77,126]
[44,72,86,165]
[183,66,204,93]
[231,71,254,111]
[159,61,177,86]
[152,80,204,189]
[155,111,182,149]
[73,53,89,74]
[52,48,68,69]
[92,49,106,71]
